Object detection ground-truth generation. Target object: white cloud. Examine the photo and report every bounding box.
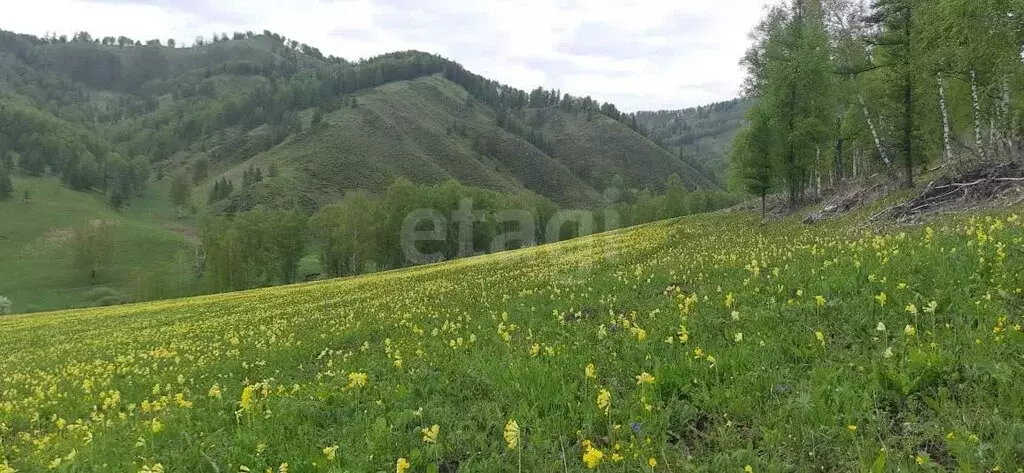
[0,0,769,110]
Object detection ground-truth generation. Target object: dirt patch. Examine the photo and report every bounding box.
[872,160,1024,223]
[45,228,75,244]
[164,224,198,240]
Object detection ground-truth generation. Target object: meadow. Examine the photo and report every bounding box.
[1,206,1023,472]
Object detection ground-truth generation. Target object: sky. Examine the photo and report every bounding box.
[1,0,770,111]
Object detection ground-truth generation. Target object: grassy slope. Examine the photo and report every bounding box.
[214,76,605,210]
[2,204,1023,472]
[534,109,718,191]
[0,176,195,311]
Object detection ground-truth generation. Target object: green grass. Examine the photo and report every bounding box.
[213,76,608,210]
[2,204,1023,472]
[535,110,718,191]
[0,175,196,312]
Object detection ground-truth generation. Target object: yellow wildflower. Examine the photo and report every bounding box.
[648,457,657,468]
[239,385,255,412]
[582,442,604,468]
[347,372,368,389]
[323,445,339,461]
[597,389,611,415]
[636,372,655,385]
[875,292,887,307]
[585,363,596,379]
[815,296,826,307]
[904,325,916,337]
[503,419,520,449]
[208,383,222,399]
[396,458,410,473]
[421,424,439,444]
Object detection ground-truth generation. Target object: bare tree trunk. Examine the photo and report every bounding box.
[860,94,890,167]
[971,68,985,159]
[938,72,952,162]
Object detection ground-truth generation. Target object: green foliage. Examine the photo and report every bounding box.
[169,170,190,208]
[733,0,1024,201]
[636,99,753,182]
[191,154,210,185]
[729,104,776,214]
[200,209,307,291]
[208,176,235,204]
[0,295,10,315]
[0,168,12,200]
[72,220,114,279]
[6,207,1024,470]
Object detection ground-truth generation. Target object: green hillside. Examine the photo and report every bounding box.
[2,203,1023,471]
[217,76,604,212]
[636,99,752,185]
[0,176,196,312]
[0,29,733,311]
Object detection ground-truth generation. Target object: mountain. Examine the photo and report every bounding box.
[0,30,719,209]
[636,98,752,185]
[0,29,724,311]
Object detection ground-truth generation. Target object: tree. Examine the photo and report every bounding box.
[740,0,835,208]
[311,192,381,276]
[663,173,690,217]
[0,169,12,201]
[191,154,210,184]
[310,108,325,129]
[866,0,923,188]
[0,295,11,315]
[73,221,114,283]
[169,170,190,209]
[167,38,176,48]
[730,103,776,217]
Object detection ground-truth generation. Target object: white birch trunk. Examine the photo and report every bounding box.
[937,72,952,162]
[1001,76,1012,150]
[815,146,821,198]
[852,148,858,178]
[970,68,985,159]
[859,94,890,166]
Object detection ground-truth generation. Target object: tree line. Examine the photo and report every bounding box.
[192,176,739,293]
[731,0,1023,213]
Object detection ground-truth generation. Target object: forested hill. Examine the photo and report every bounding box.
[0,28,743,312]
[636,99,752,186]
[0,29,719,212]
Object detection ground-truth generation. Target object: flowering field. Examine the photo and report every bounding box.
[2,208,1024,472]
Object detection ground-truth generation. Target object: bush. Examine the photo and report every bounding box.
[0,295,11,315]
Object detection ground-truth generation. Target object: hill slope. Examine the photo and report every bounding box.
[0,29,724,310]
[637,98,752,184]
[2,204,1023,471]
[0,176,197,312]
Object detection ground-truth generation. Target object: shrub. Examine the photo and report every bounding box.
[0,295,12,315]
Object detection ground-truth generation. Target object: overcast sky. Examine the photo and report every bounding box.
[3,0,770,111]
